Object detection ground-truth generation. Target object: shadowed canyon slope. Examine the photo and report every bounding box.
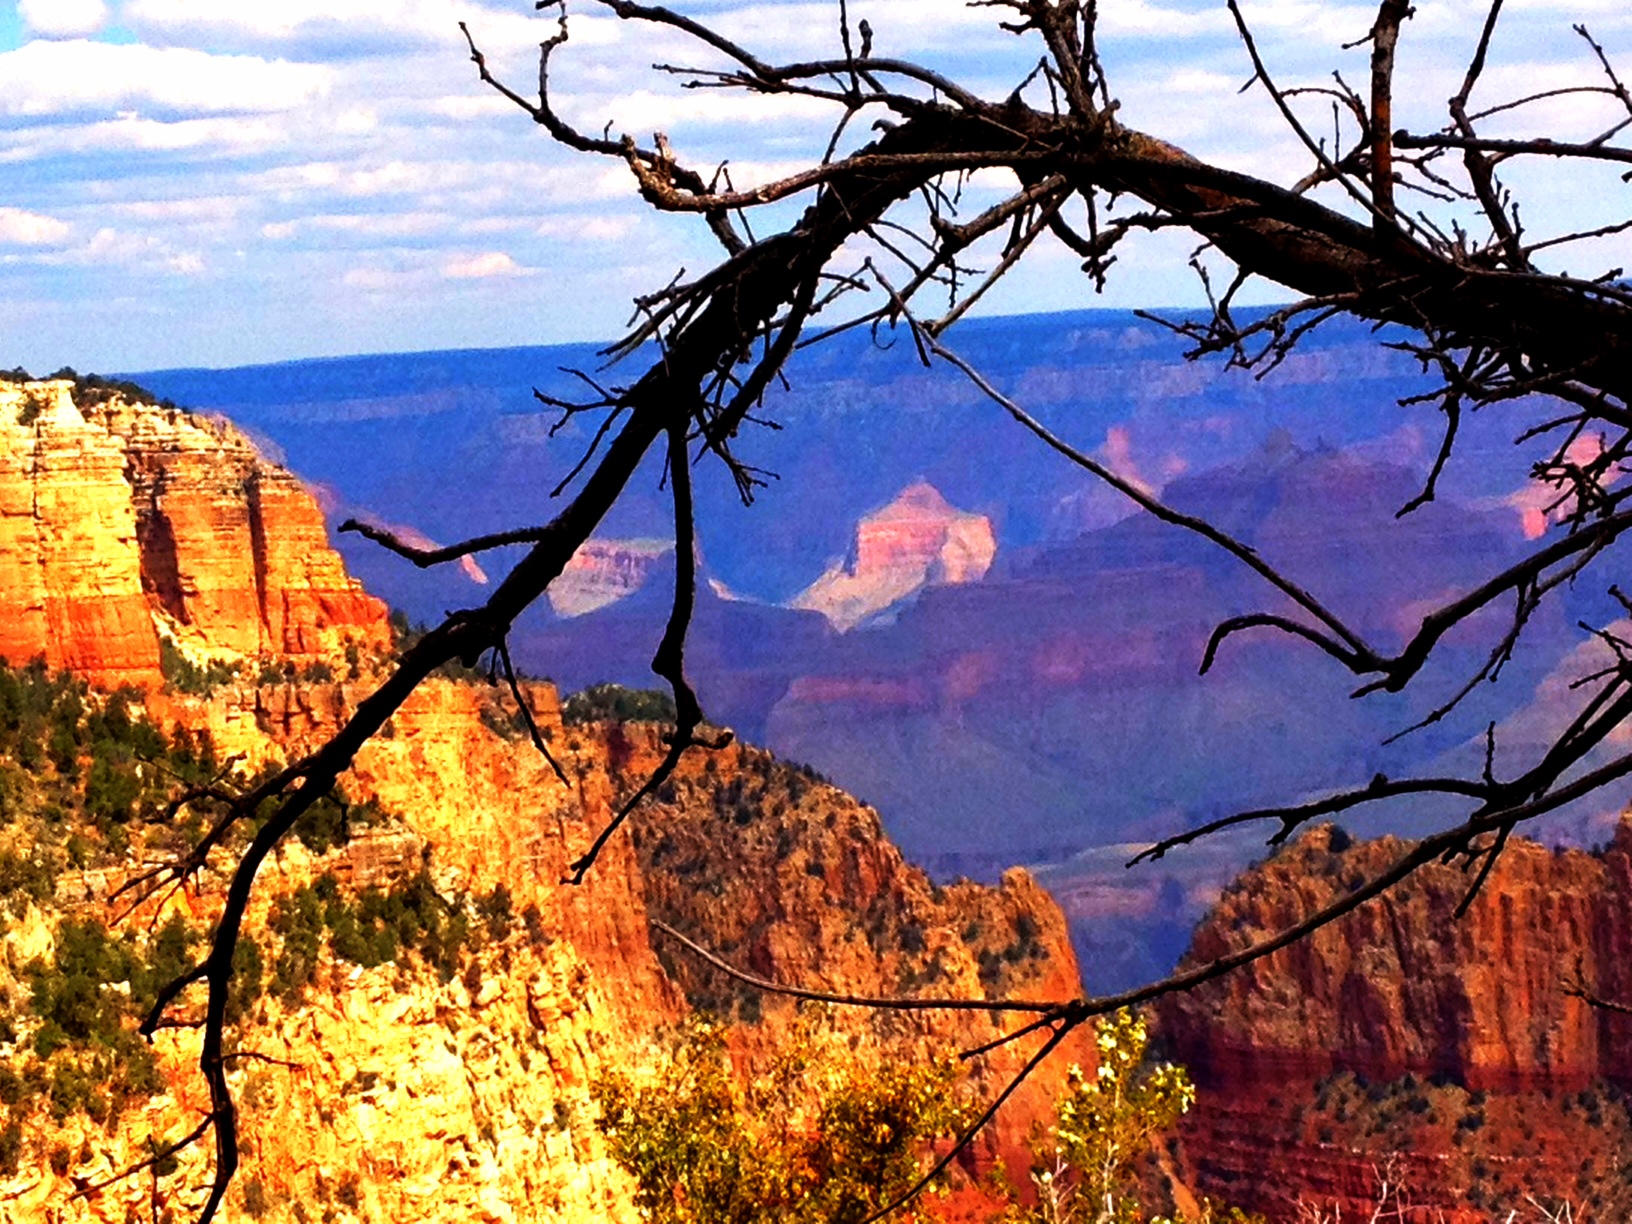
[0,377,1090,1221]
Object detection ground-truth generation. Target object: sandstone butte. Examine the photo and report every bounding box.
[548,538,673,618]
[0,376,391,688]
[0,377,1093,1222]
[791,481,997,631]
[1162,824,1632,1220]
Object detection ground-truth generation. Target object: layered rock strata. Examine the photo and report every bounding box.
[548,539,674,618]
[0,377,389,686]
[792,481,996,630]
[1162,824,1632,1219]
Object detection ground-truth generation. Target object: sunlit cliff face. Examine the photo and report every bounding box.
[0,375,390,688]
[791,480,996,630]
[0,376,1087,1222]
[1163,824,1632,1220]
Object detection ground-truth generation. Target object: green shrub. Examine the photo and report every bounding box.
[562,684,678,726]
[476,883,513,941]
[158,639,239,697]
[0,1119,21,1175]
[47,369,176,410]
[243,1176,271,1219]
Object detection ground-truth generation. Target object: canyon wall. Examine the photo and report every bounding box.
[548,539,673,618]
[0,377,389,686]
[1161,825,1632,1219]
[0,677,1089,1223]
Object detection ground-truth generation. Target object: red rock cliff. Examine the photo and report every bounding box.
[3,675,1092,1222]
[1160,824,1632,1219]
[0,376,389,686]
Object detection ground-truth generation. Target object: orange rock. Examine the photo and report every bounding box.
[0,380,160,685]
[0,375,390,687]
[17,677,1091,1223]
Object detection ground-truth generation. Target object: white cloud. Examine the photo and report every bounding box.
[342,265,427,292]
[537,214,638,242]
[0,114,291,159]
[592,88,831,131]
[2,0,1628,369]
[262,211,456,240]
[0,40,332,117]
[0,208,71,245]
[107,196,248,223]
[334,106,378,134]
[442,250,523,279]
[429,94,514,121]
[124,0,620,53]
[18,0,108,38]
[250,158,633,205]
[1095,0,1235,39]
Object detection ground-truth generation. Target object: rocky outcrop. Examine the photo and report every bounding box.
[792,481,996,630]
[2,677,1089,1222]
[0,380,157,687]
[0,376,389,686]
[548,539,673,618]
[1160,824,1632,1219]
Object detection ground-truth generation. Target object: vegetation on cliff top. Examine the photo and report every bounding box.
[0,367,176,411]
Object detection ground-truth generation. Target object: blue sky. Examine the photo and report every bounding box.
[2,0,1629,371]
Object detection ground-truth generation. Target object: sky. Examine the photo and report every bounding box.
[1,0,1629,371]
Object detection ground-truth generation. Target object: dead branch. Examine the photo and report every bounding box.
[141,4,1632,1219]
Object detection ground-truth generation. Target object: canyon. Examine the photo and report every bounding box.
[134,314,1615,969]
[0,375,1091,1222]
[11,364,1632,1221]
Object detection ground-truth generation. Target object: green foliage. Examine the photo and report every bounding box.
[270,868,469,991]
[158,638,240,696]
[0,849,57,914]
[14,913,207,1129]
[30,918,139,1053]
[0,1119,20,1176]
[0,660,232,885]
[242,1176,272,1219]
[563,683,678,726]
[476,882,513,942]
[594,1013,970,1224]
[46,368,177,410]
[1022,1011,1261,1224]
[288,787,387,855]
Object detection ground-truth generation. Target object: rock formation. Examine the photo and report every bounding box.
[0,376,389,687]
[547,539,673,618]
[1161,824,1632,1219]
[0,675,1089,1222]
[791,481,996,630]
[0,380,158,688]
